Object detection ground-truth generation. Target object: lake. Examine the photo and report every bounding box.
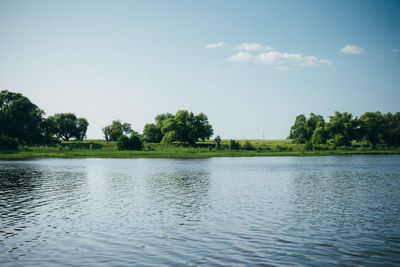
[1,156,400,266]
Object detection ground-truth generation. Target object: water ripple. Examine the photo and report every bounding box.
[1,156,400,265]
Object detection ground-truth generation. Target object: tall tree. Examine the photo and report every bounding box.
[102,120,132,141]
[49,113,89,141]
[359,112,384,145]
[289,114,307,143]
[326,111,357,145]
[143,123,163,143]
[0,90,44,143]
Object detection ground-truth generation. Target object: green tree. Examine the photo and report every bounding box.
[305,113,324,140]
[161,131,176,144]
[102,120,132,141]
[289,114,307,143]
[75,118,89,141]
[0,135,19,150]
[229,139,240,150]
[40,117,58,143]
[117,132,143,150]
[129,132,143,150]
[49,113,89,141]
[381,112,400,146]
[214,135,221,149]
[155,113,174,129]
[117,135,131,150]
[243,141,254,150]
[311,121,329,144]
[0,90,44,143]
[359,112,384,145]
[158,110,213,144]
[326,111,357,146]
[143,123,163,143]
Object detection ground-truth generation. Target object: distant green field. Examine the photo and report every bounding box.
[1,139,399,159]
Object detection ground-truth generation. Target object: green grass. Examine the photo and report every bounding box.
[1,139,399,159]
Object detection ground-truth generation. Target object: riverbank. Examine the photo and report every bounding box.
[1,139,400,159]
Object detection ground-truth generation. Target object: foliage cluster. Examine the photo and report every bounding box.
[143,110,213,144]
[0,135,19,150]
[289,111,400,149]
[102,121,132,141]
[117,133,143,150]
[0,90,89,148]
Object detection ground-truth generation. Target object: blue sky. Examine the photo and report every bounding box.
[0,0,399,139]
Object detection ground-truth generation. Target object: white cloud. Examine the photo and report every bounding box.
[390,49,399,53]
[227,51,253,62]
[340,45,365,54]
[234,42,274,51]
[205,42,228,49]
[227,50,331,68]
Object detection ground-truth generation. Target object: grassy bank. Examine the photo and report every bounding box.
[1,139,400,159]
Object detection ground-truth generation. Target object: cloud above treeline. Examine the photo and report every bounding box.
[205,42,229,48]
[339,45,365,54]
[228,51,332,67]
[234,42,274,51]
[204,42,370,69]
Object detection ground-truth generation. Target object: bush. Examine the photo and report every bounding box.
[117,135,131,150]
[327,138,336,150]
[304,141,313,151]
[117,134,143,150]
[229,139,241,150]
[129,133,143,150]
[0,135,19,150]
[243,141,254,150]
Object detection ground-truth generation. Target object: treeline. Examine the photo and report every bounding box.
[101,110,214,150]
[0,90,214,151]
[0,90,88,149]
[289,111,400,148]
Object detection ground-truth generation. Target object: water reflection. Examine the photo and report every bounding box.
[0,156,400,266]
[145,163,211,223]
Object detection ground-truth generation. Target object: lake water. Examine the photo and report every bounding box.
[1,156,400,266]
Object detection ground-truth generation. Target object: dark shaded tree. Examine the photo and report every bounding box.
[214,135,221,149]
[48,113,89,141]
[116,132,143,150]
[0,90,44,143]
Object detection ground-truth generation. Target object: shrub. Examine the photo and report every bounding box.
[129,133,143,150]
[304,141,313,151]
[117,135,131,150]
[0,135,19,150]
[327,138,336,150]
[243,141,254,150]
[117,134,143,150]
[229,139,240,150]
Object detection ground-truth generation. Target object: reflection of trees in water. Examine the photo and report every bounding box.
[145,162,211,223]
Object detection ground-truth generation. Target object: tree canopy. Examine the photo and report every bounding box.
[289,111,400,147]
[0,90,89,145]
[0,90,44,143]
[102,120,132,141]
[47,113,89,141]
[143,110,213,144]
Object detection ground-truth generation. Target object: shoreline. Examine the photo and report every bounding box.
[1,149,400,159]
